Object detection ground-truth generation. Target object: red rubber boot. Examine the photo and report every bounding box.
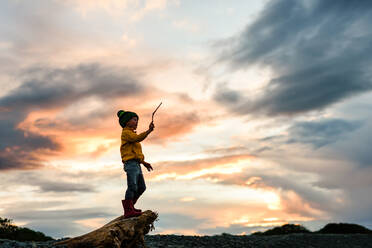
[133,197,142,212]
[122,199,142,218]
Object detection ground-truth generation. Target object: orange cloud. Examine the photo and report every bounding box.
[145,152,331,224]
[17,107,212,160]
[148,154,254,181]
[14,85,220,161]
[3,62,222,171]
[147,111,202,143]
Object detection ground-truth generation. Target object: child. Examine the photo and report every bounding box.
[117,110,154,218]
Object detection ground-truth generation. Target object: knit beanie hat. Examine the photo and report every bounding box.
[117,110,139,128]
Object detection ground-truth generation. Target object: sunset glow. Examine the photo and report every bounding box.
[1,0,372,239]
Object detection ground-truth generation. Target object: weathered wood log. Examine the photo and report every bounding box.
[55,210,158,248]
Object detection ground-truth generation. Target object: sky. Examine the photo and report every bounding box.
[1,0,372,239]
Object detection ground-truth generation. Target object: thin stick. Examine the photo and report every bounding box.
[151,102,162,123]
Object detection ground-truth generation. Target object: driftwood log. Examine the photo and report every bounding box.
[55,210,158,248]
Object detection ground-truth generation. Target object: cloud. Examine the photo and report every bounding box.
[257,131,372,227]
[155,213,209,234]
[147,111,202,143]
[199,221,286,235]
[258,116,370,168]
[247,115,372,220]
[36,180,94,193]
[149,151,344,220]
[0,63,145,170]
[281,118,361,149]
[215,0,372,115]
[149,154,254,181]
[202,146,250,155]
[1,63,144,111]
[130,0,174,21]
[172,19,201,33]
[61,0,177,21]
[148,155,323,221]
[202,171,337,217]
[5,208,113,221]
[0,61,219,167]
[0,1,85,63]
[0,111,60,170]
[288,119,361,148]
[0,148,48,171]
[0,169,99,193]
[327,118,372,168]
[4,207,115,238]
[0,168,124,237]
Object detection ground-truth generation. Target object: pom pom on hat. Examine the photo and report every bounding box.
[117,110,126,118]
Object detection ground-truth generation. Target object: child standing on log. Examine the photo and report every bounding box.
[117,110,154,218]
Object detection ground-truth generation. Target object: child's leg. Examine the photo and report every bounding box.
[124,161,141,200]
[122,160,142,217]
[134,173,146,200]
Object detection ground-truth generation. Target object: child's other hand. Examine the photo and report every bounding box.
[143,161,153,172]
[149,122,155,132]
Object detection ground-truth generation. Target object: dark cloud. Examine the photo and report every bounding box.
[0,150,42,170]
[201,144,272,157]
[259,117,370,166]
[251,146,272,155]
[215,0,372,115]
[0,63,143,111]
[202,145,249,155]
[287,118,361,148]
[256,118,362,152]
[0,111,60,170]
[213,84,242,104]
[0,116,58,170]
[36,181,94,193]
[0,113,58,151]
[5,208,113,221]
[0,63,145,170]
[0,170,97,193]
[328,118,372,167]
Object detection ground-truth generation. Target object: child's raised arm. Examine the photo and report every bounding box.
[122,122,154,143]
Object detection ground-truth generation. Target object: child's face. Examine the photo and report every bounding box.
[126,116,138,129]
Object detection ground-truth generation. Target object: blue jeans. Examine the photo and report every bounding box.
[124,159,146,200]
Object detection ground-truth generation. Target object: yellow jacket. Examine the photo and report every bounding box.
[120,127,150,163]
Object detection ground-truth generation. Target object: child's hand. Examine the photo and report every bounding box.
[149,122,155,132]
[142,161,153,172]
